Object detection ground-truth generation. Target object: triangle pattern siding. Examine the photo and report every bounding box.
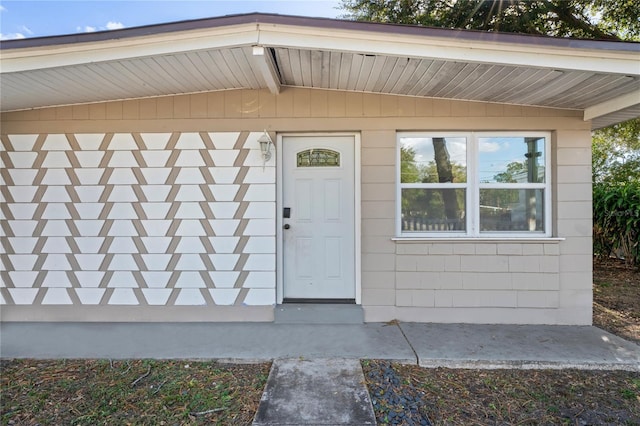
[0,131,276,307]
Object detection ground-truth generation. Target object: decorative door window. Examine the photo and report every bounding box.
[297,149,340,167]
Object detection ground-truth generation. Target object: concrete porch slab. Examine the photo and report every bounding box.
[2,322,637,371]
[400,323,640,370]
[0,322,415,363]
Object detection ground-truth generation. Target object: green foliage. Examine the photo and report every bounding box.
[400,144,465,224]
[593,120,639,264]
[340,0,640,41]
[592,118,640,184]
[494,161,527,183]
[400,145,421,183]
[593,181,640,267]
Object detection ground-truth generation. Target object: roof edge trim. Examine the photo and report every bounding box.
[2,12,638,52]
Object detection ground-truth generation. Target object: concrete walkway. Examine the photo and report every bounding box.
[253,358,376,425]
[1,322,638,370]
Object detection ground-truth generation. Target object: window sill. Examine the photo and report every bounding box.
[392,237,565,244]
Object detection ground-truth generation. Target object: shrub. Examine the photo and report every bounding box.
[593,182,640,268]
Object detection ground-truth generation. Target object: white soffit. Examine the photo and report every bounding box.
[1,14,639,128]
[591,104,640,130]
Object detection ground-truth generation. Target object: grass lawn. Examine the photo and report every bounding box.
[1,360,270,425]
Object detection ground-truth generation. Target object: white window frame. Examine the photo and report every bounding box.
[396,131,552,238]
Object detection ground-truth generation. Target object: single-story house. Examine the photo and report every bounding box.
[1,13,639,324]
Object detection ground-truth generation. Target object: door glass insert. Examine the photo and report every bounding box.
[297,149,340,167]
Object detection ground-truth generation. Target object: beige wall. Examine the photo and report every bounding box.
[359,126,593,325]
[1,88,593,324]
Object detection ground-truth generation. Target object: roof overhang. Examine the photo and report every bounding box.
[1,13,639,129]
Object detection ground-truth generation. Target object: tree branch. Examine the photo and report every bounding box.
[546,2,620,40]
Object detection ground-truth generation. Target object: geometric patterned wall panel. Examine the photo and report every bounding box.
[0,132,276,307]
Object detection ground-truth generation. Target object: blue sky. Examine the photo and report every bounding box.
[0,0,343,40]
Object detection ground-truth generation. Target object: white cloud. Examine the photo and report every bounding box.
[447,140,467,164]
[479,141,502,152]
[106,21,124,30]
[0,5,6,12]
[77,21,125,33]
[0,33,26,40]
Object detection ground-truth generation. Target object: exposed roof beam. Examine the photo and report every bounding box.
[252,45,281,94]
[584,89,640,121]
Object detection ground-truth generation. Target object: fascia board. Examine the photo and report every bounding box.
[257,25,640,76]
[2,21,638,76]
[0,23,261,73]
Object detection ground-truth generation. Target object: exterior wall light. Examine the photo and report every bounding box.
[258,130,273,163]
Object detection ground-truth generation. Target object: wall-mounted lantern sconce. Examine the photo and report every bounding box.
[258,130,273,165]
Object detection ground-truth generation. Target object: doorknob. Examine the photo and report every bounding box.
[283,224,291,230]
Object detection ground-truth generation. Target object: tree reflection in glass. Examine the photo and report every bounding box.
[400,137,466,232]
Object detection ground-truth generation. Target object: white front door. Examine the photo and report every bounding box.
[282,135,355,300]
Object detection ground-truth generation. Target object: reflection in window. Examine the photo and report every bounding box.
[478,137,545,233]
[402,188,466,231]
[399,137,467,233]
[480,189,544,231]
[397,133,549,236]
[478,137,545,183]
[400,137,467,183]
[297,149,340,167]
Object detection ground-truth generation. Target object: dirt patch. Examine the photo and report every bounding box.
[1,359,270,425]
[593,258,640,344]
[363,360,640,425]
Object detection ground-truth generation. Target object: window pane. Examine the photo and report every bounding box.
[400,137,467,183]
[480,189,544,232]
[478,137,545,183]
[401,188,466,232]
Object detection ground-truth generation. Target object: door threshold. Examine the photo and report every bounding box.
[283,298,355,304]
